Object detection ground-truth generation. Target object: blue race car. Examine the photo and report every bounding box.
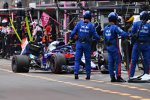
[11,41,68,73]
[11,40,98,74]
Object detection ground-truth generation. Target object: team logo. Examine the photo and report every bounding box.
[105,30,111,36]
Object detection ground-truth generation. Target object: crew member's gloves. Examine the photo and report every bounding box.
[99,37,104,43]
[68,39,73,45]
[126,37,131,42]
[127,39,131,42]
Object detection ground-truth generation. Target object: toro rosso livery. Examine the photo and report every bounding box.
[11,41,98,74]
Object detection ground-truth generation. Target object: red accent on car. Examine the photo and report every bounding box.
[64,54,74,58]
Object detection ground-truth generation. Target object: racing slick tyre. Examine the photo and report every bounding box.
[49,54,66,74]
[12,55,30,73]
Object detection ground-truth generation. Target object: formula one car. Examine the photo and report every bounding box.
[12,40,70,73]
[11,41,97,74]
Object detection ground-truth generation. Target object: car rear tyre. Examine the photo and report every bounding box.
[12,55,30,73]
[50,54,66,74]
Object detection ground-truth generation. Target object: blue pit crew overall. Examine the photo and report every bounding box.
[104,24,128,79]
[70,20,100,77]
[129,21,150,77]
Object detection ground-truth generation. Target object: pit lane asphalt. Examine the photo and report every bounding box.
[0,59,150,100]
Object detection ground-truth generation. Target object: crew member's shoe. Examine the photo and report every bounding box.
[128,77,135,83]
[116,76,126,82]
[111,76,116,82]
[86,76,90,80]
[74,74,79,79]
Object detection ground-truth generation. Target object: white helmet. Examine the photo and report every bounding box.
[2,18,8,23]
